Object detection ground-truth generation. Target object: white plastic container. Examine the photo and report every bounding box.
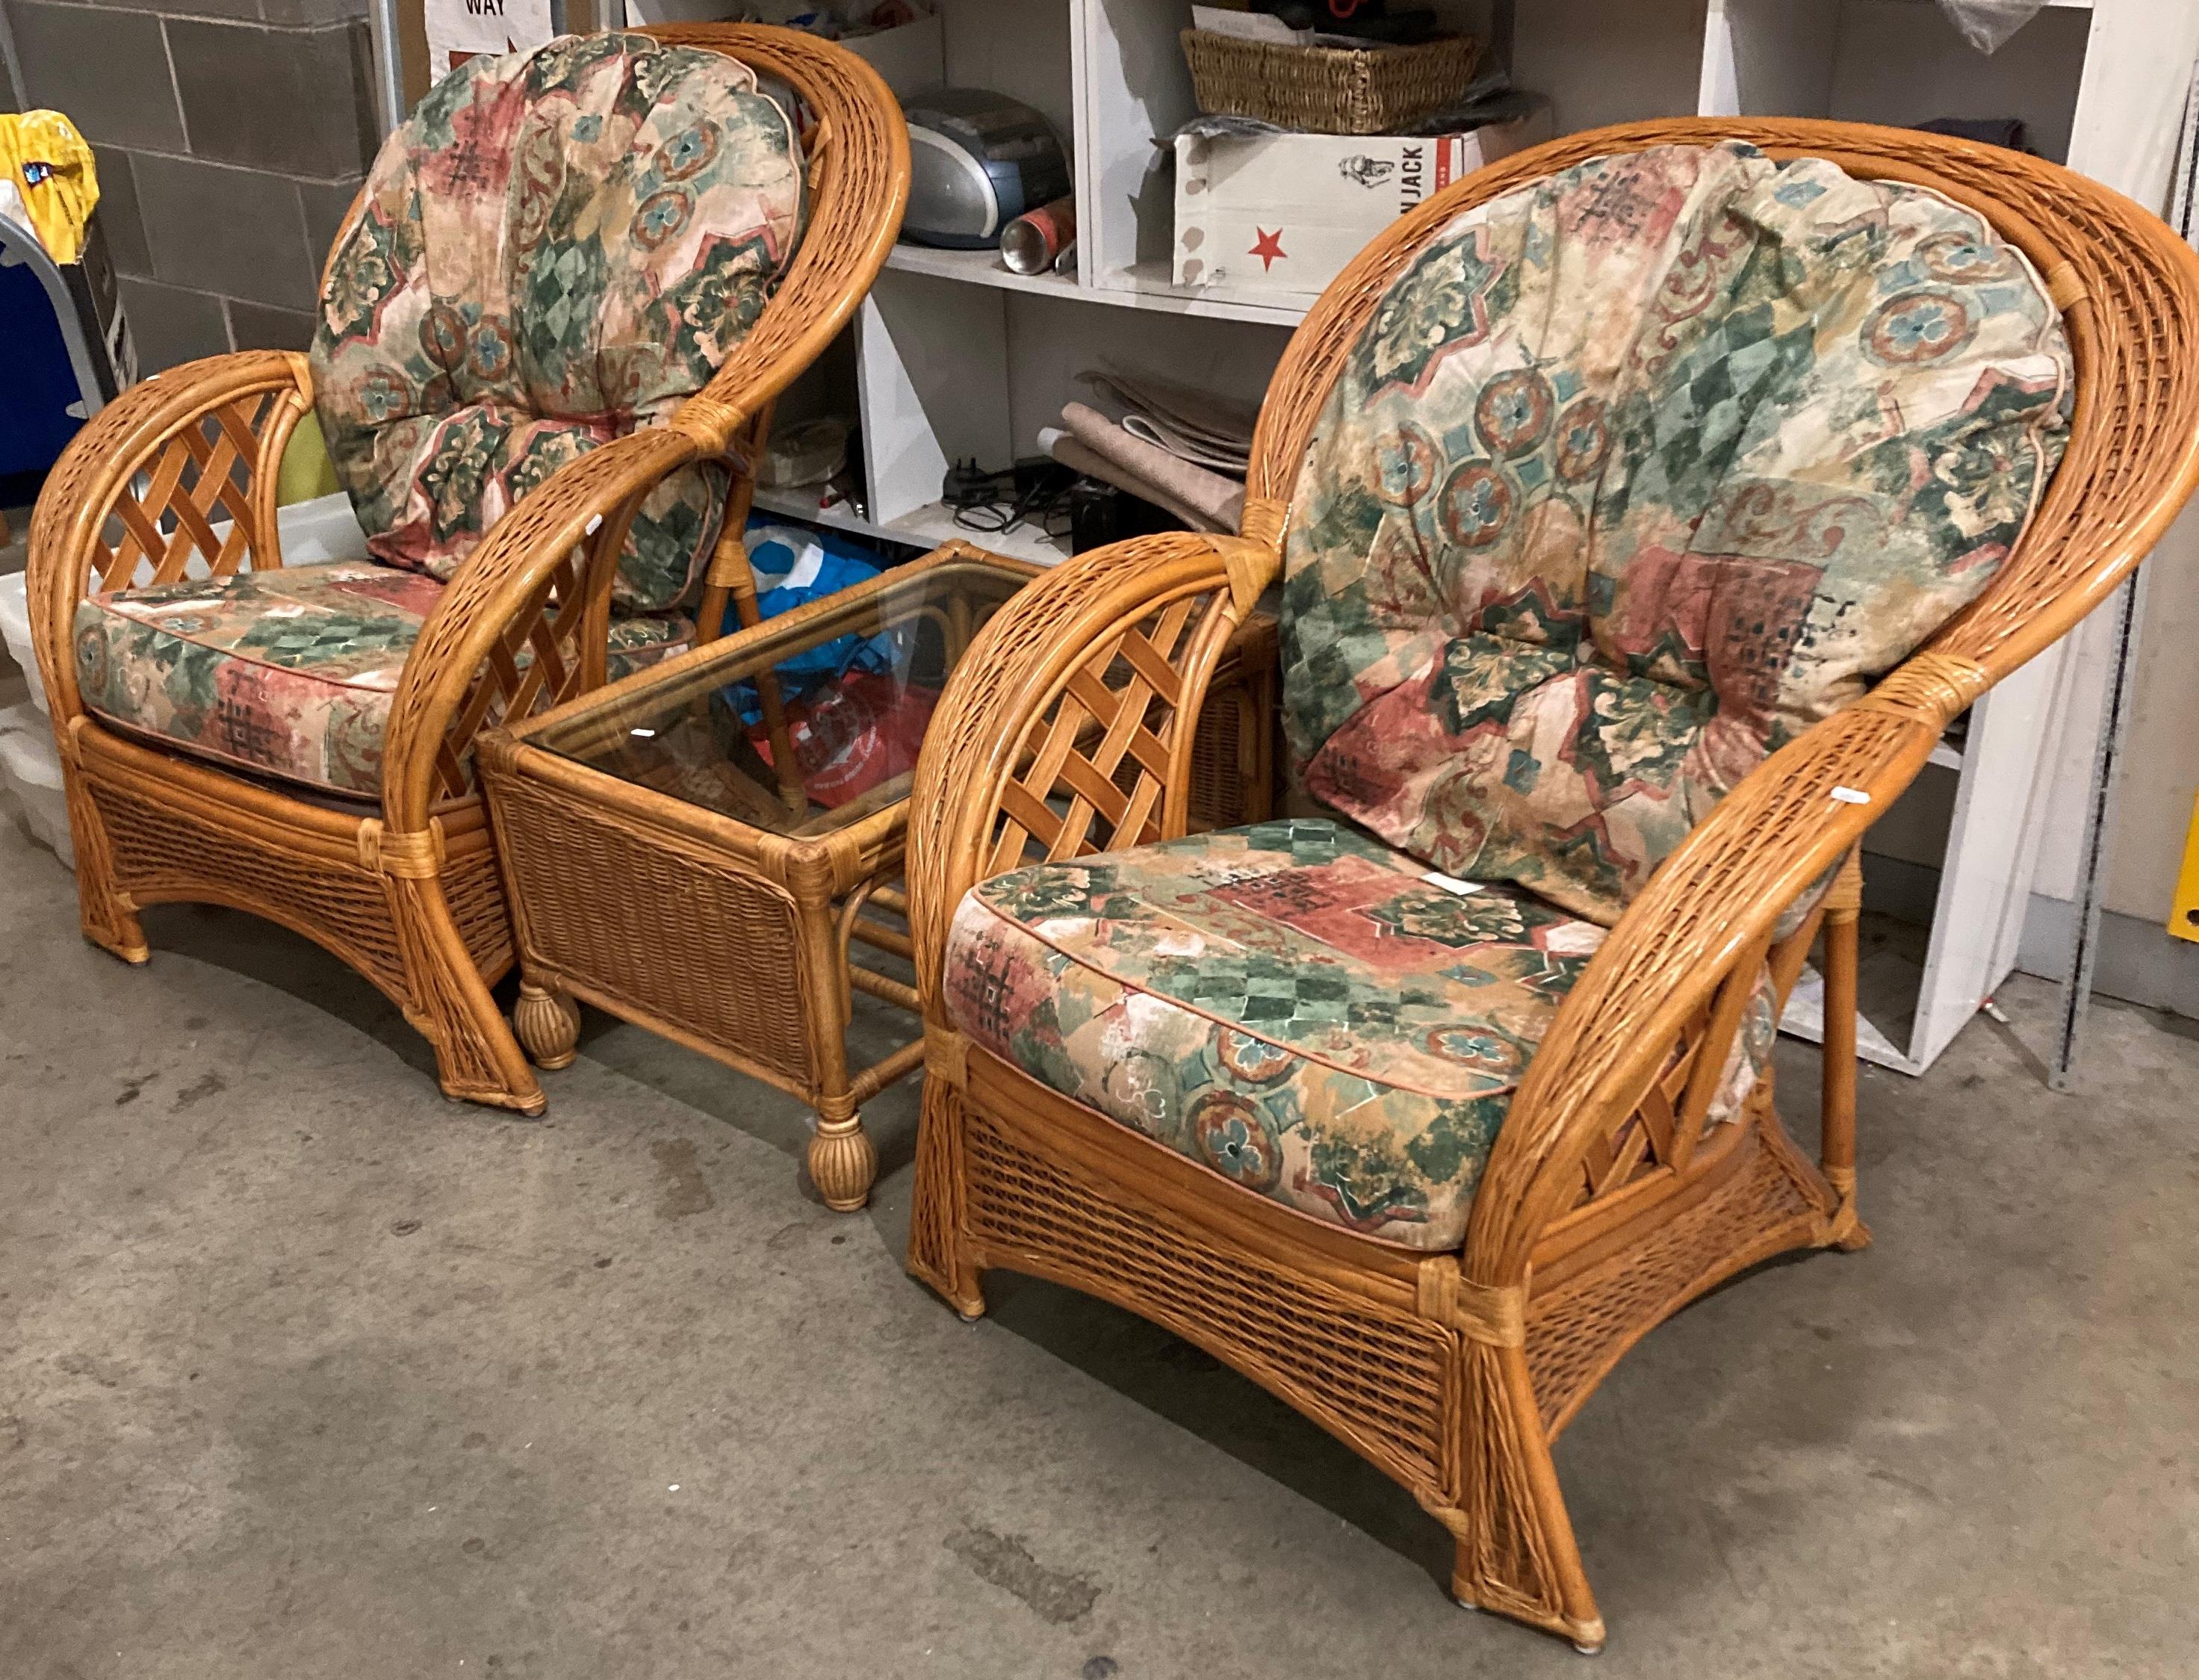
[271,489,372,565]
[0,701,71,867]
[0,571,43,713]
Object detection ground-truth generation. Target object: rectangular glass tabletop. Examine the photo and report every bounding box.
[530,554,1031,838]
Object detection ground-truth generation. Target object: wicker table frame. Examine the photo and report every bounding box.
[25,25,911,1116]
[480,542,1277,1211]
[901,121,2199,1649]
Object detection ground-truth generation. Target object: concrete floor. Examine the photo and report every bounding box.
[5,814,2198,1680]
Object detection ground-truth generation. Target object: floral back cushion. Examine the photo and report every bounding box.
[310,33,804,612]
[1282,141,2071,923]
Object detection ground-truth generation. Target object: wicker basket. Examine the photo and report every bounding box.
[1179,28,1480,136]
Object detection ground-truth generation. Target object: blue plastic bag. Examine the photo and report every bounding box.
[725,516,899,723]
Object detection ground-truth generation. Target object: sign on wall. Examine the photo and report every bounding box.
[391,0,619,114]
[422,0,556,84]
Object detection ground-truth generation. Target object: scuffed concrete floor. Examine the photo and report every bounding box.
[4,814,2198,1680]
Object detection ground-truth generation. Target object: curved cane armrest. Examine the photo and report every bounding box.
[906,528,1283,1000]
[27,350,314,722]
[1462,689,1964,1286]
[380,427,704,829]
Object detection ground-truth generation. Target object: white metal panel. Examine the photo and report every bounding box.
[2065,0,2199,200]
[1986,640,2083,990]
[1073,0,1200,291]
[1909,648,2068,1067]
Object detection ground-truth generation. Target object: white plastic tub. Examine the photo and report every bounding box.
[0,570,43,713]
[0,701,71,867]
[271,489,371,565]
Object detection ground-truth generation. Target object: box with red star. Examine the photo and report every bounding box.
[1173,105,1550,301]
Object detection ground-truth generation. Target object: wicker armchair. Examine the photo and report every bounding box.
[903,121,2199,1649]
[27,25,908,1113]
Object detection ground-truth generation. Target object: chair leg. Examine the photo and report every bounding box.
[1451,1343,1606,1653]
[513,980,580,1070]
[384,867,544,1116]
[63,772,148,963]
[1820,856,1869,1251]
[907,1073,986,1319]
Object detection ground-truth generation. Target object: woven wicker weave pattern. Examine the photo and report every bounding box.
[905,120,2199,1650]
[26,25,911,1114]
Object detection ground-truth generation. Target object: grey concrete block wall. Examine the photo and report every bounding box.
[2,0,376,370]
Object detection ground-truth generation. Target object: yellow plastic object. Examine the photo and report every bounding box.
[276,412,341,506]
[0,111,98,264]
[2171,790,2199,943]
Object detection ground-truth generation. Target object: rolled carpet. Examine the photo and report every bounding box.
[1056,403,1246,533]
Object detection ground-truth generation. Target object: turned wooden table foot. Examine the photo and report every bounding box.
[808,1114,878,1212]
[514,982,580,1070]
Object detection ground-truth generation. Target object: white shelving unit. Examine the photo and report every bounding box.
[1693,0,2197,1071]
[708,0,2196,1073]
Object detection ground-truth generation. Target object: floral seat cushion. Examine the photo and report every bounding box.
[73,563,692,798]
[1283,140,2072,923]
[310,34,804,613]
[944,819,1775,1250]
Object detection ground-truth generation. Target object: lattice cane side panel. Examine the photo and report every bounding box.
[418,483,652,802]
[905,531,1278,996]
[1466,704,1936,1281]
[90,389,298,593]
[1567,935,1774,1213]
[429,544,594,799]
[979,590,1235,878]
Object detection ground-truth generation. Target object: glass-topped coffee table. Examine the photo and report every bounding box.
[477,541,1275,1211]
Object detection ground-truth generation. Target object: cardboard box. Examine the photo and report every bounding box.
[1173,107,1552,300]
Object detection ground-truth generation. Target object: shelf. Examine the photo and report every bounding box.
[751,487,1071,567]
[1092,264,1310,328]
[884,242,1085,301]
[882,242,1306,327]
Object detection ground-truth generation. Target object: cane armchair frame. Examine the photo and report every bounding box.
[27,24,910,1112]
[903,120,2199,1649]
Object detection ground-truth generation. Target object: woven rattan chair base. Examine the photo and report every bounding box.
[916,1044,1846,1652]
[64,720,525,1103]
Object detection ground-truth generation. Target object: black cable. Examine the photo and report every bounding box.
[950,464,1077,540]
